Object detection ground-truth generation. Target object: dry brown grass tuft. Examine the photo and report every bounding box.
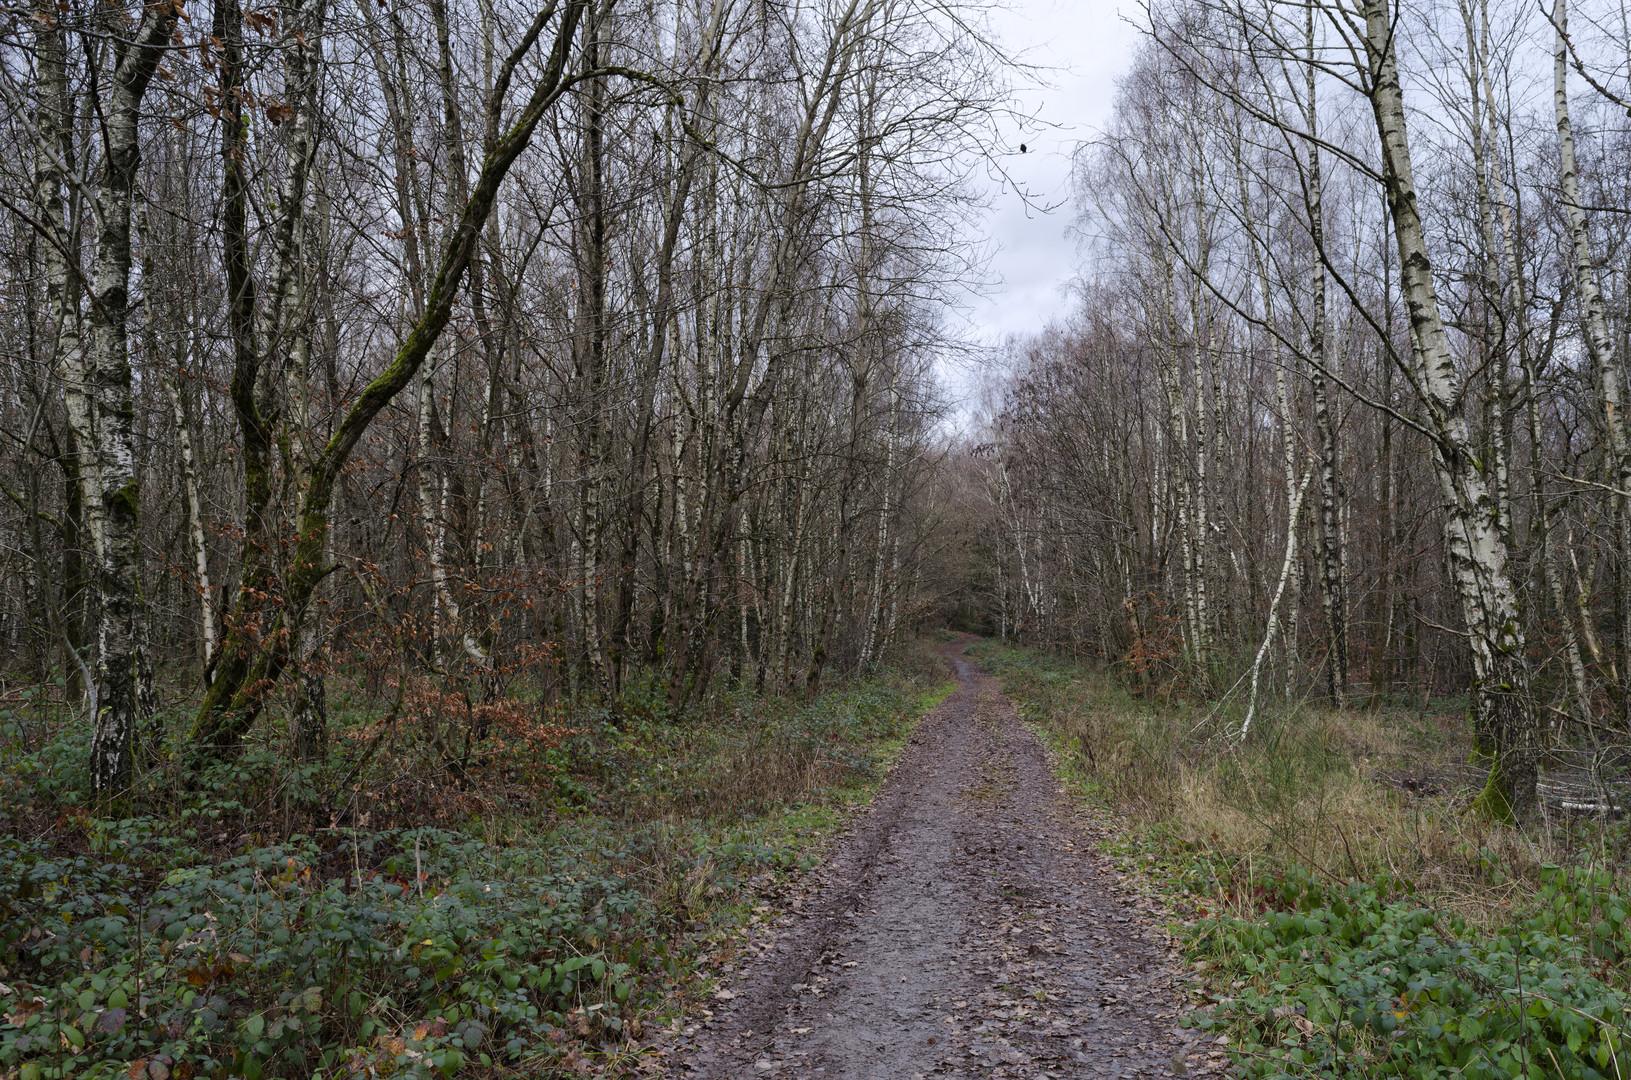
[985,646,1620,930]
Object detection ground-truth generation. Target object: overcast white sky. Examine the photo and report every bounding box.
[956,0,1141,349]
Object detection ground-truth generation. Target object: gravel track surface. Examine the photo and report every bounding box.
[667,639,1223,1079]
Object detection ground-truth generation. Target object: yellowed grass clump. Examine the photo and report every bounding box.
[989,647,1606,930]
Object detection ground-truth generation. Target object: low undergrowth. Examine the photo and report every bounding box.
[973,640,1631,1080]
[1186,867,1631,1078]
[0,642,953,1080]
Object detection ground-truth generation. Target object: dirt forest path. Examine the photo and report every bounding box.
[668,638,1223,1079]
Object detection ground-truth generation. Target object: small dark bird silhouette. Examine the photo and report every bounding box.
[1019,143,1028,153]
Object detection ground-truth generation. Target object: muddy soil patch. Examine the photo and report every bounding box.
[666,640,1224,1079]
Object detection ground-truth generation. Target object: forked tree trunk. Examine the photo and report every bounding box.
[1362,0,1536,820]
[85,1,179,796]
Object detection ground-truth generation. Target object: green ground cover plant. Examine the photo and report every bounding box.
[972,640,1631,1079]
[1185,867,1631,1079]
[0,645,952,1080]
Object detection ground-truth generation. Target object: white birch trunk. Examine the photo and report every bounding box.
[31,0,97,706]
[165,374,215,676]
[85,3,177,794]
[1362,0,1536,818]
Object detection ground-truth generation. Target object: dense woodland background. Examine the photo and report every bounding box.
[11,0,1631,833]
[0,0,1007,797]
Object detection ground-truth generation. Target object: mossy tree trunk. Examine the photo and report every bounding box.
[188,0,590,768]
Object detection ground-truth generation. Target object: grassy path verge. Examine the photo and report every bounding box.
[973,640,1631,1080]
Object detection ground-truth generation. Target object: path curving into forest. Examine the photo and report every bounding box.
[668,638,1223,1079]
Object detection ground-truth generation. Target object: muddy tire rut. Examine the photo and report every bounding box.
[666,640,1224,1079]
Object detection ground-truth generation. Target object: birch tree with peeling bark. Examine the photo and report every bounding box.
[82,0,182,795]
[1350,0,1536,819]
